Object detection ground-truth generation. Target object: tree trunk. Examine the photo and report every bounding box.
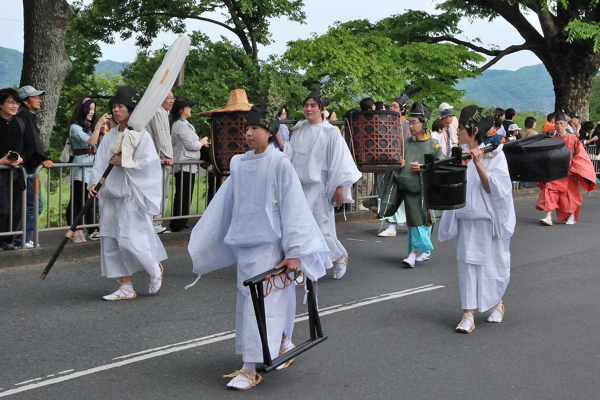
[538,42,600,121]
[20,0,75,150]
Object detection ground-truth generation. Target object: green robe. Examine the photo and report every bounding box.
[394,135,444,226]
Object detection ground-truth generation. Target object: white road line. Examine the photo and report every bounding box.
[346,238,381,243]
[0,284,444,398]
[113,330,235,360]
[58,370,74,375]
[14,378,41,386]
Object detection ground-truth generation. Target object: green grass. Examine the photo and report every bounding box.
[38,168,207,229]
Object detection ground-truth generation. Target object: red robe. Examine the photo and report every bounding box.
[536,133,596,222]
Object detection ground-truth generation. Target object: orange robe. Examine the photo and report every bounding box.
[536,133,596,222]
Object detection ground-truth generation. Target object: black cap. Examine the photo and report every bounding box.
[174,98,197,109]
[393,93,409,107]
[110,86,136,109]
[555,109,567,122]
[568,113,580,120]
[245,100,279,135]
[408,102,432,121]
[458,105,482,128]
[322,98,330,108]
[476,115,495,136]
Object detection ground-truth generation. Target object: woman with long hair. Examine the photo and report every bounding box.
[65,97,108,242]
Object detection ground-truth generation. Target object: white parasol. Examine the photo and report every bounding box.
[111,34,191,167]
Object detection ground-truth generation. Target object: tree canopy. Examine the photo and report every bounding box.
[283,14,485,109]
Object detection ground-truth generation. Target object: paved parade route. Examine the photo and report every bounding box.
[1,194,600,399]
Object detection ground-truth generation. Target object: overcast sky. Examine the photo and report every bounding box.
[1,0,542,71]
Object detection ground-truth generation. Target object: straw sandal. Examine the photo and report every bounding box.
[102,281,137,301]
[456,311,475,333]
[224,369,262,390]
[276,342,296,370]
[487,301,505,323]
[148,262,164,294]
[333,257,348,279]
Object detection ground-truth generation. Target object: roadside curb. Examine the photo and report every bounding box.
[3,186,596,269]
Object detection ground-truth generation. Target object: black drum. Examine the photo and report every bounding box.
[503,137,570,182]
[421,153,467,210]
[346,110,404,173]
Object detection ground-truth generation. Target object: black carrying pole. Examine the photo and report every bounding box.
[243,266,328,373]
[424,132,552,171]
[39,164,114,280]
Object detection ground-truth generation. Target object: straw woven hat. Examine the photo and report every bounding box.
[198,89,252,117]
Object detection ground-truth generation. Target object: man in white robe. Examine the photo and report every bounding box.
[188,102,328,390]
[438,107,515,333]
[277,87,362,279]
[89,86,167,300]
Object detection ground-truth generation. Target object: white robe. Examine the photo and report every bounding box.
[89,127,167,279]
[188,145,328,362]
[284,120,362,267]
[438,149,515,312]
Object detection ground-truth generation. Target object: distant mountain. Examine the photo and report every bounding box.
[95,60,127,76]
[0,47,23,88]
[0,46,127,87]
[455,64,555,112]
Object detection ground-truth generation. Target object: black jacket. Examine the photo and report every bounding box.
[17,105,49,172]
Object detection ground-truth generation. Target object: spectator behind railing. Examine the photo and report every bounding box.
[579,121,598,148]
[0,88,30,250]
[65,97,109,243]
[14,85,53,249]
[169,97,210,232]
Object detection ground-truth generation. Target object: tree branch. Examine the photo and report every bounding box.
[477,43,537,71]
[220,0,256,58]
[426,36,500,56]
[225,0,259,60]
[477,0,545,46]
[134,11,255,57]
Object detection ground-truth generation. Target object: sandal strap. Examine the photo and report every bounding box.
[223,369,262,389]
[488,301,505,317]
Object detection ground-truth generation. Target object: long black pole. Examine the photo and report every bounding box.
[40,164,114,280]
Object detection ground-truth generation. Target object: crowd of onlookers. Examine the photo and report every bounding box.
[0,86,212,250]
[2,85,600,251]
[0,86,52,250]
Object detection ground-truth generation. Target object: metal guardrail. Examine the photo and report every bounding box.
[14,160,210,248]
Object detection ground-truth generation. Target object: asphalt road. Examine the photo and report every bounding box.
[1,193,599,399]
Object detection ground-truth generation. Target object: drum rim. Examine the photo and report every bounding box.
[503,137,566,152]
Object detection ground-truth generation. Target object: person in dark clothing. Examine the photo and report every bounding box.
[14,85,54,248]
[0,88,33,250]
[502,108,516,137]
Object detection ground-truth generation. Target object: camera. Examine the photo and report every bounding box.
[7,151,19,162]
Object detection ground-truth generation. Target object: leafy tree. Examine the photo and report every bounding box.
[432,0,600,119]
[122,33,307,137]
[69,0,306,64]
[283,16,485,110]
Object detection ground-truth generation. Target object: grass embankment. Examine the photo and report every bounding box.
[38,168,207,229]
